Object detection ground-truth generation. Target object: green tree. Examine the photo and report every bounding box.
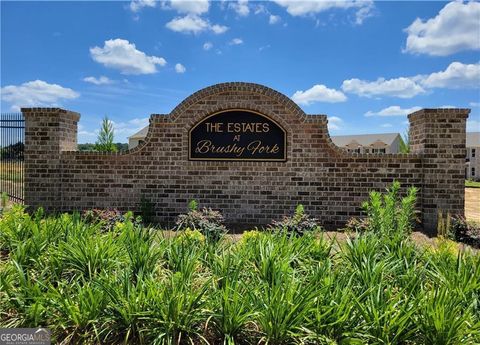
[95,116,117,152]
[399,128,410,154]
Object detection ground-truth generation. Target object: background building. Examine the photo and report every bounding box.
[466,132,480,181]
[128,127,149,149]
[330,133,402,154]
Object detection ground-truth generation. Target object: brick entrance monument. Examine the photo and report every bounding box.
[23,82,469,233]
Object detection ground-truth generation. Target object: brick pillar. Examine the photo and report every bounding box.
[22,108,80,211]
[408,108,470,234]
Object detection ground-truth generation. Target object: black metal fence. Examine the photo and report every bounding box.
[0,113,25,203]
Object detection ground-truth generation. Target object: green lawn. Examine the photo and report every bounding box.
[466,180,480,188]
[0,161,23,182]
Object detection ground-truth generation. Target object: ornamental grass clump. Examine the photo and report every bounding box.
[0,183,479,344]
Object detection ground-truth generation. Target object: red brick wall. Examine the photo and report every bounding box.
[22,83,469,233]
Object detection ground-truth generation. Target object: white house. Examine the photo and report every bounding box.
[128,126,149,149]
[466,132,480,181]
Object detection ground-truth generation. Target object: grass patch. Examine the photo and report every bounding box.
[466,180,480,188]
[0,161,23,182]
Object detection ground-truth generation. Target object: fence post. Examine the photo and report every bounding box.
[22,108,80,212]
[408,108,469,234]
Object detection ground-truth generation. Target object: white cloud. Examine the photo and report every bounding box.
[90,39,166,75]
[470,102,480,107]
[291,84,347,105]
[83,76,113,85]
[355,1,374,25]
[229,0,249,16]
[327,116,343,130]
[1,80,79,111]
[229,38,243,45]
[166,14,228,34]
[365,106,422,117]
[78,124,97,137]
[273,0,370,15]
[79,117,151,143]
[210,24,229,34]
[259,44,271,52]
[129,0,156,13]
[126,117,149,127]
[404,1,480,56]
[273,0,374,24]
[380,123,393,128]
[112,117,150,138]
[420,61,480,89]
[342,61,480,99]
[254,4,266,15]
[168,0,209,15]
[203,42,213,50]
[269,14,281,24]
[166,15,207,33]
[175,63,186,73]
[342,77,425,98]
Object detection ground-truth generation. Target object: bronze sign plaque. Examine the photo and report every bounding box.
[189,109,287,161]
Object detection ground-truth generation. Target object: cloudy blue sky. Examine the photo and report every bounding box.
[1,0,479,143]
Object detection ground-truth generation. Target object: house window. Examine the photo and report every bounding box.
[373,148,386,154]
[473,148,476,158]
[364,148,370,154]
[472,167,476,177]
[354,148,361,153]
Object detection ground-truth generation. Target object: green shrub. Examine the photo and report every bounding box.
[175,200,227,243]
[269,204,321,236]
[436,212,480,248]
[344,216,370,232]
[451,216,480,248]
[361,181,418,238]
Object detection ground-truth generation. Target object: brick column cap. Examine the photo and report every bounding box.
[408,108,470,120]
[21,107,80,121]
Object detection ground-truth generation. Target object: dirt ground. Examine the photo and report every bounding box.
[465,187,480,223]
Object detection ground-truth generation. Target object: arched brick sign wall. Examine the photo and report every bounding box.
[22,82,469,233]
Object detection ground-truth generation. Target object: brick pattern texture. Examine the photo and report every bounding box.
[22,83,469,233]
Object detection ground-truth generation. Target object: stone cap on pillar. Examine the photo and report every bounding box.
[21,107,81,121]
[408,108,470,121]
